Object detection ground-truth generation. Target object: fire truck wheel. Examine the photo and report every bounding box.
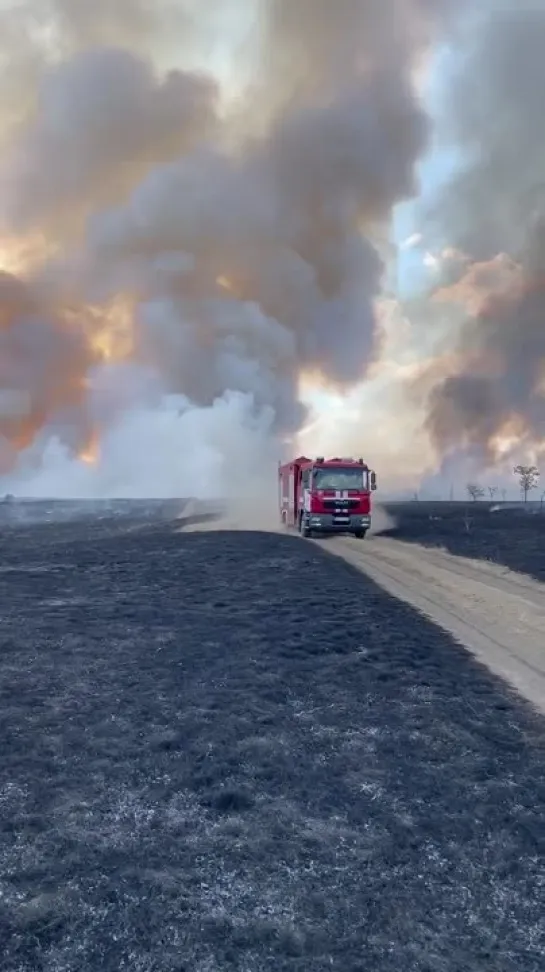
[299,514,311,538]
[354,530,367,539]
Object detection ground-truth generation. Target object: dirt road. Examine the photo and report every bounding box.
[177,501,545,713]
[326,534,545,714]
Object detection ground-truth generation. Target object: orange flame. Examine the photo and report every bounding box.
[0,233,56,276]
[216,273,245,298]
[87,294,135,362]
[78,429,100,465]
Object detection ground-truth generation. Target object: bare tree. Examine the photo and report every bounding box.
[487,486,498,500]
[466,482,485,501]
[513,465,540,503]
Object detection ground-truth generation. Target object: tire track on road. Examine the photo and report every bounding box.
[325,535,545,715]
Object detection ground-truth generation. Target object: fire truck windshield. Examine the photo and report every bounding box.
[313,466,368,490]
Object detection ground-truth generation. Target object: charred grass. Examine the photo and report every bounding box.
[0,520,544,971]
[382,501,545,582]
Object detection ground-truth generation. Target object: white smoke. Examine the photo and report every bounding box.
[0,367,278,499]
[0,2,455,500]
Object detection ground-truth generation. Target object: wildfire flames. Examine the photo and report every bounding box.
[0,263,241,471]
[1,0,544,493]
[0,234,55,277]
[423,256,545,462]
[0,264,137,468]
[216,274,243,298]
[87,295,135,364]
[78,429,100,465]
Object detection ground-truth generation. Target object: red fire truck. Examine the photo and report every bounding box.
[278,455,377,538]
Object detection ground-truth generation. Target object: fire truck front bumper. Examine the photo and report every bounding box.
[305,513,371,533]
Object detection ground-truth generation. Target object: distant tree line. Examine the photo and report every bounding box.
[465,465,540,503]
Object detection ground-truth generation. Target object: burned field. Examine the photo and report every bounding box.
[382,501,545,582]
[0,514,544,971]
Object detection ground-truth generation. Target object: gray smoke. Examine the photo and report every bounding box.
[421,2,545,460]
[1,0,453,477]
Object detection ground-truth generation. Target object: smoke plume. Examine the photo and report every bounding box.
[0,0,445,497]
[419,3,545,467]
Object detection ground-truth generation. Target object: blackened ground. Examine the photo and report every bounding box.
[382,501,545,582]
[0,498,189,527]
[0,519,543,972]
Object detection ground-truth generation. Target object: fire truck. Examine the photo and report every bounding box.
[278,455,377,538]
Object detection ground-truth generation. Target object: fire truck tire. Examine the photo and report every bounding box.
[299,513,311,538]
[354,529,367,539]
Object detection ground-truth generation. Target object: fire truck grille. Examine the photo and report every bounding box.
[322,498,359,509]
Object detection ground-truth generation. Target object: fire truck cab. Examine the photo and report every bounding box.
[278,455,377,538]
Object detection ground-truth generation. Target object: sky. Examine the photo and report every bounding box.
[394,42,461,297]
[170,10,463,477]
[4,1,513,500]
[0,0,456,306]
[300,41,460,465]
[180,0,461,277]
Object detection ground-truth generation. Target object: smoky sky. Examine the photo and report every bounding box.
[0,0,454,462]
[421,2,545,460]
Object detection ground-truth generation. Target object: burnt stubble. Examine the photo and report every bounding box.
[382,501,545,581]
[0,516,543,971]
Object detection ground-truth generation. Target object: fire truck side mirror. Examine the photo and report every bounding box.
[370,470,377,491]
